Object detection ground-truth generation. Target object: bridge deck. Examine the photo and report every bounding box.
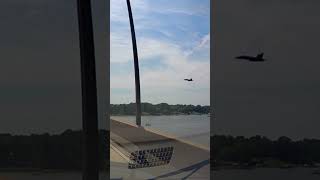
[110,118,210,179]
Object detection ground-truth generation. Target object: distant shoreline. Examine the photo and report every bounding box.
[111,103,210,116]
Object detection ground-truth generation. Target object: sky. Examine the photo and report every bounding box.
[110,0,210,105]
[213,0,320,139]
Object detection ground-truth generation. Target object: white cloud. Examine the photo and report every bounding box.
[110,32,132,63]
[111,32,210,104]
[185,33,210,57]
[111,0,149,23]
[110,0,210,105]
[198,34,210,49]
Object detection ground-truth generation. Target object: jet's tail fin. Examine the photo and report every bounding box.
[257,53,264,59]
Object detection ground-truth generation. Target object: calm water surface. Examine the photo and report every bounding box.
[111,115,210,148]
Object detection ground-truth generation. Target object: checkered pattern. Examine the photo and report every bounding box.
[128,146,174,169]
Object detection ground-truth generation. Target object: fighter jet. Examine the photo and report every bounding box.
[184,78,193,82]
[235,53,266,62]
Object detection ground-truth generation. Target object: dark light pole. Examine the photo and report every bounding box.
[76,0,99,179]
[126,0,142,126]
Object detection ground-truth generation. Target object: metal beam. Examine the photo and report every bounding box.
[126,0,142,126]
[76,0,99,179]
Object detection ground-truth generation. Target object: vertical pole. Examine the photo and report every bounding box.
[126,0,142,126]
[76,0,99,179]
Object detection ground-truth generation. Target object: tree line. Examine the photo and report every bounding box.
[212,135,320,168]
[0,130,108,170]
[111,103,210,115]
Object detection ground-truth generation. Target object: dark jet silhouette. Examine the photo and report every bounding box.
[184,78,193,81]
[235,53,266,62]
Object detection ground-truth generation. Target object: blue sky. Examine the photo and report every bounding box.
[111,0,210,105]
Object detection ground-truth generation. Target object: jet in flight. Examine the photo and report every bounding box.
[184,78,193,82]
[235,53,266,62]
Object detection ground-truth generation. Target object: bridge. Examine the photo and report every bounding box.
[110,118,210,179]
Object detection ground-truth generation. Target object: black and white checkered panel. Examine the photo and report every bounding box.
[128,146,174,169]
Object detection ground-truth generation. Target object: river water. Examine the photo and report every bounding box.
[111,115,210,149]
